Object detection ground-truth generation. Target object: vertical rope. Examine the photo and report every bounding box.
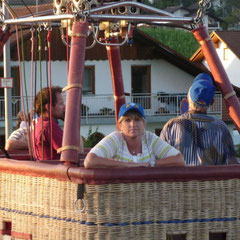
[47,28,53,159]
[43,29,51,158]
[66,26,70,73]
[20,27,29,116]
[18,26,29,157]
[15,25,36,159]
[30,28,35,121]
[38,28,44,160]
[34,28,38,112]
[30,27,37,160]
[32,27,38,160]
[15,26,26,126]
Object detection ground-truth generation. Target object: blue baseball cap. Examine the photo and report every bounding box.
[189,73,215,107]
[118,103,146,119]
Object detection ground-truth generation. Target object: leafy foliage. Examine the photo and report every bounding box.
[222,8,240,29]
[84,126,103,148]
[224,0,240,9]
[141,27,199,58]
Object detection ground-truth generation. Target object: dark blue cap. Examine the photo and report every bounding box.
[189,73,215,107]
[118,103,145,119]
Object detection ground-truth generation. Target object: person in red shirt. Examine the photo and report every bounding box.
[32,86,65,160]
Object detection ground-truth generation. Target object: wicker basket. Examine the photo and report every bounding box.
[0,161,240,239]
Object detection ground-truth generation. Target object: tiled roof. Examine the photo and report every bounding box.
[5,4,53,45]
[10,3,53,17]
[8,0,52,4]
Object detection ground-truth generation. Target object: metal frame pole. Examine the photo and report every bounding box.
[3,0,13,142]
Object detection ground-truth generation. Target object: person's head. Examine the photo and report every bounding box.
[187,73,215,112]
[34,86,65,120]
[117,103,146,139]
[16,111,27,128]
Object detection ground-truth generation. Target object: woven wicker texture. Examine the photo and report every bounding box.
[0,172,240,240]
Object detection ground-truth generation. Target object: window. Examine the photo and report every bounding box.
[83,66,95,95]
[131,65,151,95]
[131,65,151,109]
[223,48,229,61]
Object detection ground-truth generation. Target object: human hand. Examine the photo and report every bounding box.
[127,162,149,168]
[137,162,150,167]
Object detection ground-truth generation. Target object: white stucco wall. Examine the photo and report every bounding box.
[150,60,193,93]
[11,59,194,96]
[89,59,193,95]
[10,61,68,95]
[202,41,240,88]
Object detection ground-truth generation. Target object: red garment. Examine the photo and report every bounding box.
[32,117,63,160]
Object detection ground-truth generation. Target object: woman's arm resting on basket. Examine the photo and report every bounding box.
[155,153,185,167]
[5,139,28,151]
[84,153,148,168]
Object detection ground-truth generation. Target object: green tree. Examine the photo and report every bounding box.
[84,126,103,148]
[219,0,240,29]
[224,0,240,9]
[224,9,240,29]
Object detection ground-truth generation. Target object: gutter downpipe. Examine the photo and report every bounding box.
[192,25,240,133]
[106,37,126,123]
[60,20,89,165]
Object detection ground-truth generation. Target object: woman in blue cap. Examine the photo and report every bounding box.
[84,102,184,168]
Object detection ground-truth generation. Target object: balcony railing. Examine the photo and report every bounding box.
[0,93,222,121]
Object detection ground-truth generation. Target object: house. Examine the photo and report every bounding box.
[0,4,225,143]
[164,3,222,31]
[164,6,190,18]
[191,30,240,145]
[191,31,240,88]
